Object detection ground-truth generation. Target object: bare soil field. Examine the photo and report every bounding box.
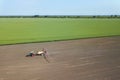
[0,36,120,80]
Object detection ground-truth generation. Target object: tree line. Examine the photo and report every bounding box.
[0,15,120,18]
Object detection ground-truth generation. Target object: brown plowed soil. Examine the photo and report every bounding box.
[0,36,120,80]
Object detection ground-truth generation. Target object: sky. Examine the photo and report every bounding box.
[0,0,120,15]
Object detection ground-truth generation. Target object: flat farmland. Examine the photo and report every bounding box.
[0,36,120,80]
[0,18,120,45]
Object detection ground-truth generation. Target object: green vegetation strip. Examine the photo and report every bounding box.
[0,18,120,45]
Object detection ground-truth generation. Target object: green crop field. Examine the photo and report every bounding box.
[0,18,120,45]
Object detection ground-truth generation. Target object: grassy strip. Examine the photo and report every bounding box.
[0,35,120,46]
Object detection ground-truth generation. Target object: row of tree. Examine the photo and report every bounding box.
[0,15,120,18]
